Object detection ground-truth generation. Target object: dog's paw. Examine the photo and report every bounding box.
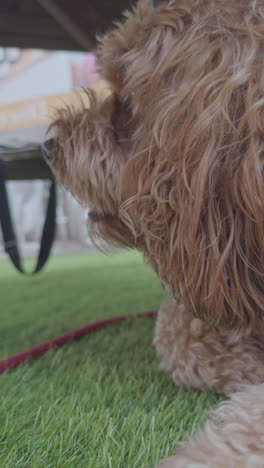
[156,457,176,468]
[157,455,194,468]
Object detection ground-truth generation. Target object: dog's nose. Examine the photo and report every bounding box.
[42,138,56,164]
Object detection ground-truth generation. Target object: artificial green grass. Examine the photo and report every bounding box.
[0,250,222,467]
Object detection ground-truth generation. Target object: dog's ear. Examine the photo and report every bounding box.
[95,0,264,334]
[117,1,264,336]
[121,118,264,336]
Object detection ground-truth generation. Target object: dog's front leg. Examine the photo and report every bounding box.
[154,298,264,394]
[157,383,264,468]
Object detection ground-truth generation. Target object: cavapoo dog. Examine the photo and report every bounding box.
[43,0,264,465]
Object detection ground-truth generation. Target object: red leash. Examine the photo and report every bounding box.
[0,310,157,374]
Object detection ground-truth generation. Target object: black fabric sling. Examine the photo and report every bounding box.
[0,158,56,274]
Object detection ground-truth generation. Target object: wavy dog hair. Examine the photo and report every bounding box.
[51,0,264,335]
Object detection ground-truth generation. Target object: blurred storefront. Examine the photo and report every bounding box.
[0,47,104,255]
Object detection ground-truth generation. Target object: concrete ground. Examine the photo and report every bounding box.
[0,239,96,261]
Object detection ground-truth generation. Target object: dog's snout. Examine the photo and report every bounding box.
[42,138,57,164]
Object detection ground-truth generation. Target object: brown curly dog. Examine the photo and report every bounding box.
[43,0,264,465]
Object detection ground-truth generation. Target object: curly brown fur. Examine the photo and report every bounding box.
[49,0,264,335]
[46,0,264,465]
[158,383,264,467]
[154,297,264,394]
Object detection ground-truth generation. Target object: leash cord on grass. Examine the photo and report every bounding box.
[0,310,157,374]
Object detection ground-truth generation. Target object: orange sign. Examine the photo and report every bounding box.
[0,81,109,132]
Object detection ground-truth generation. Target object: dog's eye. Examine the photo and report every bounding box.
[111,95,122,126]
[110,94,133,146]
[122,94,133,111]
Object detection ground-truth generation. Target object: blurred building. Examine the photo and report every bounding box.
[0,47,103,253]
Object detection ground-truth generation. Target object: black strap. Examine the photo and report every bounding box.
[0,159,56,274]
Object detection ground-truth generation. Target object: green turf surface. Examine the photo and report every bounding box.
[0,250,222,467]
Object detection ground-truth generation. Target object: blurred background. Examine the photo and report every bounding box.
[0,47,100,259]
